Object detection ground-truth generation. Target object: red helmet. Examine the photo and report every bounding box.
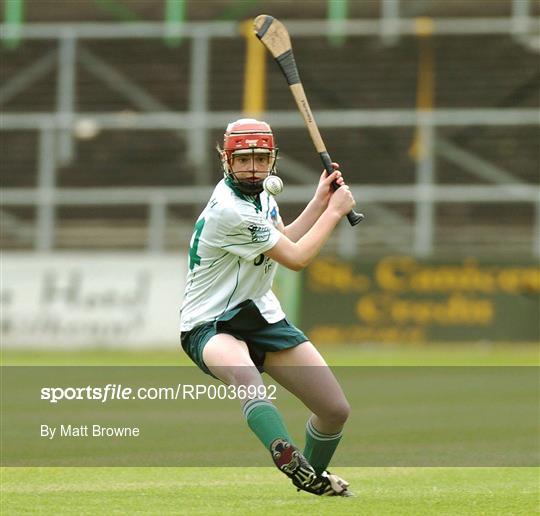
[220,118,278,195]
[223,118,275,153]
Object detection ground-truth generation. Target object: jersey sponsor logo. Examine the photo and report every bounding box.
[247,223,270,243]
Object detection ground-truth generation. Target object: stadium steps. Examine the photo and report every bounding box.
[1,219,534,257]
[1,24,538,251]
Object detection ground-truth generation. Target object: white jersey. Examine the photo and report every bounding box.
[180,179,285,331]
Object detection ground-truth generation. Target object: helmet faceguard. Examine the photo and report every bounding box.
[219,118,278,195]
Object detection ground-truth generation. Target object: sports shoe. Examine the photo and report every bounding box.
[324,471,354,497]
[270,438,317,489]
[293,470,354,497]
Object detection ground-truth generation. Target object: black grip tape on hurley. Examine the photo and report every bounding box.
[275,50,301,86]
[321,150,365,225]
[320,151,339,190]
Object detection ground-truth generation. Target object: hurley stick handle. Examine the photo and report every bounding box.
[254,14,364,226]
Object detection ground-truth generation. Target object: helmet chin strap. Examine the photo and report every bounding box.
[230,171,266,195]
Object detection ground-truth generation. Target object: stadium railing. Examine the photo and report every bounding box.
[1,18,539,257]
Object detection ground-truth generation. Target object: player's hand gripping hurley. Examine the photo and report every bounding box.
[254,15,364,226]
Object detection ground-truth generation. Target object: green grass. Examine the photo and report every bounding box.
[2,345,538,514]
[2,342,539,366]
[2,467,538,515]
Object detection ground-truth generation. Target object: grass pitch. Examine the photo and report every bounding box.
[3,342,538,366]
[2,344,538,514]
[2,467,538,515]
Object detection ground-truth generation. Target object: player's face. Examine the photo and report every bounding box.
[231,152,272,179]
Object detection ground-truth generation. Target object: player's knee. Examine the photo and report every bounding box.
[322,400,350,427]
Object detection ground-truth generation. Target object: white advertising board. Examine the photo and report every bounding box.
[1,253,187,348]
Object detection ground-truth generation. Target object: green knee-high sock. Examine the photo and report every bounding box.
[243,398,293,450]
[303,417,342,475]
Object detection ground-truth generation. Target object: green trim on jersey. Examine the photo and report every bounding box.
[221,241,260,249]
[208,252,228,269]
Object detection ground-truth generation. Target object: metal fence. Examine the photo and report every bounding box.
[1,17,539,257]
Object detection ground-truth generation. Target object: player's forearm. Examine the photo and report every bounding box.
[290,208,341,269]
[284,199,326,242]
[266,206,343,271]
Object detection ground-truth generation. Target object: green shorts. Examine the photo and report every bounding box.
[181,299,308,377]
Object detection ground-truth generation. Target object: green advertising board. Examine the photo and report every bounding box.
[300,256,540,343]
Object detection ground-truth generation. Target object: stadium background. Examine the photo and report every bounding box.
[1,0,538,349]
[1,1,539,514]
